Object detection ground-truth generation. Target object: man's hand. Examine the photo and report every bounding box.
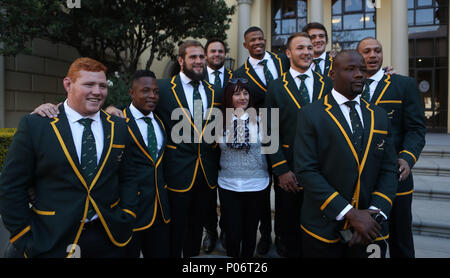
[398,158,411,181]
[105,106,125,118]
[31,103,61,118]
[278,171,300,193]
[383,66,397,75]
[345,208,381,246]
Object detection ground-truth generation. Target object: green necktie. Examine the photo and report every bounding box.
[298,74,311,106]
[313,58,323,75]
[345,101,364,158]
[78,118,97,220]
[190,80,203,125]
[142,117,158,160]
[213,70,222,89]
[258,59,274,84]
[361,79,374,102]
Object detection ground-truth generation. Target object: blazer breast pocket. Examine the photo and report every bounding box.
[378,100,402,121]
[372,132,388,157]
[112,144,125,163]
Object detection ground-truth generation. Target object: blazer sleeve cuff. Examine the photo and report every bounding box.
[321,192,350,220]
[371,191,394,216]
[271,160,290,177]
[399,150,417,168]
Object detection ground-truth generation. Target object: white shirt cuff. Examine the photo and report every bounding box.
[369,206,388,220]
[336,204,353,221]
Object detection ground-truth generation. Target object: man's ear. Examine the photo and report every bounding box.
[63,77,72,93]
[329,69,335,81]
[285,48,291,60]
[177,56,183,67]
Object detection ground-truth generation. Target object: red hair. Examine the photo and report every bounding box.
[66,57,107,82]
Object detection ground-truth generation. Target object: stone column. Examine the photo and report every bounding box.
[391,0,409,76]
[310,0,324,23]
[237,0,253,67]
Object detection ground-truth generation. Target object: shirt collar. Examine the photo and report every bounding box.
[368,68,385,82]
[289,67,313,80]
[129,102,154,120]
[248,51,271,67]
[316,51,327,61]
[331,89,361,106]
[179,71,194,86]
[207,66,224,75]
[64,100,101,124]
[232,112,249,121]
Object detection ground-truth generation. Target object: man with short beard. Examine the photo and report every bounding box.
[156,40,219,258]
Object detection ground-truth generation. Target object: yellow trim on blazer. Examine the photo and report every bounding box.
[171,75,200,135]
[282,144,290,148]
[198,144,217,190]
[112,144,125,148]
[374,75,391,105]
[110,199,120,208]
[399,150,417,164]
[127,126,155,165]
[372,191,393,206]
[378,100,402,104]
[244,60,267,92]
[133,195,158,232]
[300,225,340,244]
[272,160,287,168]
[10,225,31,244]
[66,197,90,258]
[327,54,333,77]
[166,144,177,149]
[313,71,326,99]
[396,189,414,196]
[269,51,285,75]
[282,73,301,109]
[32,207,55,216]
[122,209,136,218]
[213,102,222,106]
[374,234,389,241]
[166,158,200,193]
[373,129,388,134]
[320,192,339,211]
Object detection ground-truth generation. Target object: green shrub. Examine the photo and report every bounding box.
[0,128,17,170]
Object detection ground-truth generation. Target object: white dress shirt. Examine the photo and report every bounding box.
[248,51,279,85]
[312,51,327,75]
[290,67,314,102]
[179,71,208,118]
[331,90,387,220]
[129,103,164,157]
[365,68,385,101]
[64,100,103,165]
[207,65,225,88]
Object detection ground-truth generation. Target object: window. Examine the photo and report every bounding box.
[331,0,376,50]
[271,0,308,53]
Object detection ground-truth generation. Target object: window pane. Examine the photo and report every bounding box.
[408,0,414,9]
[343,13,364,30]
[416,8,435,25]
[298,17,307,31]
[282,18,297,34]
[273,1,282,19]
[332,0,342,15]
[409,25,439,34]
[417,0,433,7]
[297,0,307,16]
[274,20,281,35]
[272,35,290,48]
[365,1,375,12]
[344,0,363,12]
[332,16,342,31]
[408,10,415,25]
[282,0,297,18]
[364,13,376,28]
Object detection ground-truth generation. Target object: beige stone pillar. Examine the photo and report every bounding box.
[310,0,324,23]
[237,0,253,66]
[391,0,409,76]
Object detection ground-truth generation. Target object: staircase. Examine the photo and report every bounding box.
[411,133,450,257]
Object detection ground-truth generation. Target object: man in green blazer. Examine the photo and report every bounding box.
[264,32,332,257]
[294,50,398,258]
[357,37,426,258]
[121,70,170,258]
[0,58,139,258]
[156,40,219,258]
[302,22,334,80]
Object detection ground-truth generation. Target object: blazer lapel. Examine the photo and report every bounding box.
[312,71,326,101]
[154,113,167,162]
[244,59,267,92]
[224,69,233,87]
[269,51,284,76]
[372,74,392,104]
[282,72,303,109]
[359,98,375,170]
[124,107,149,155]
[324,53,333,77]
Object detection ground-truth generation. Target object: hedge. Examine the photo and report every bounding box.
[0,128,17,170]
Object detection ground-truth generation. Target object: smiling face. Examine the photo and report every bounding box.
[357,38,383,77]
[64,70,107,116]
[179,45,206,81]
[130,76,159,115]
[307,28,327,58]
[232,88,250,110]
[330,51,367,100]
[206,41,226,70]
[286,35,314,73]
[243,30,266,60]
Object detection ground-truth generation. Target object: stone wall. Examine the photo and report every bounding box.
[3,38,79,128]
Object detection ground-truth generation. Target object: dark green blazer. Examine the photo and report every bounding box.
[123,107,170,231]
[233,51,290,108]
[368,74,426,193]
[0,106,139,258]
[264,70,332,177]
[156,74,219,192]
[322,52,334,78]
[294,94,398,244]
[205,67,233,108]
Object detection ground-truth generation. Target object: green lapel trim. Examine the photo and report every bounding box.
[312,71,326,101]
[282,72,302,110]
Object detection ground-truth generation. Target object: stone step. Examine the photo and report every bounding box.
[413,175,450,200]
[412,198,450,239]
[413,156,450,176]
[421,145,450,158]
[413,234,450,258]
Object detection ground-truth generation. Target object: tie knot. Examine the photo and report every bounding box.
[190,80,200,89]
[313,58,322,64]
[142,117,152,125]
[345,100,358,109]
[78,118,93,127]
[258,59,268,66]
[213,70,221,77]
[366,79,374,85]
[298,74,308,81]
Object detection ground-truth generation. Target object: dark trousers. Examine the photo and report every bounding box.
[77,219,126,258]
[389,178,415,258]
[274,182,303,257]
[168,173,214,258]
[258,184,273,238]
[302,230,387,258]
[125,213,170,258]
[219,186,266,257]
[203,188,224,237]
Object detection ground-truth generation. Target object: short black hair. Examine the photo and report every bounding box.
[205,38,227,54]
[131,69,156,83]
[286,32,311,49]
[244,26,264,38]
[178,40,204,59]
[302,22,328,43]
[356,36,379,52]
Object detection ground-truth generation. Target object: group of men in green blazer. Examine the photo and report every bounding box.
[0,20,425,258]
